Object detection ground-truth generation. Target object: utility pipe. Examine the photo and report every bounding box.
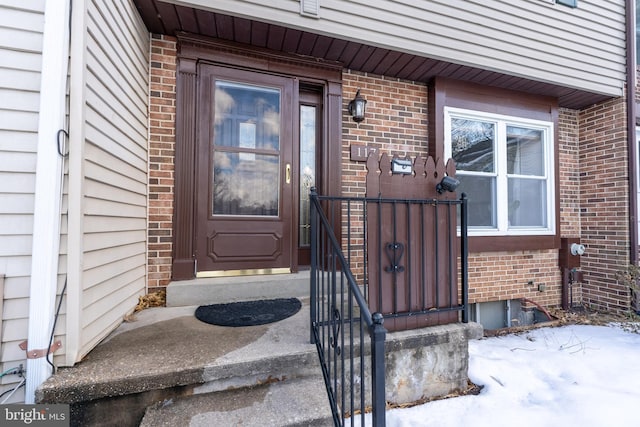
[625,0,639,314]
[521,298,553,322]
[626,0,638,266]
[25,0,71,403]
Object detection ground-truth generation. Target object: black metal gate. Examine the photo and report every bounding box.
[309,170,468,426]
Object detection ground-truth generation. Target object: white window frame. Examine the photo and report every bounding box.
[444,107,556,237]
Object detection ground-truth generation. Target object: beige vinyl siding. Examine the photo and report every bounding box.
[180,0,626,97]
[0,0,45,403]
[72,0,148,360]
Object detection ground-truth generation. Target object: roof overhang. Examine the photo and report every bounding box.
[134,0,614,110]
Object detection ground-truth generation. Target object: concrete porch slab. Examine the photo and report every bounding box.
[37,301,317,405]
[36,287,482,426]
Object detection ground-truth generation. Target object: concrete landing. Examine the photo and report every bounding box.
[166,271,311,306]
[36,284,482,427]
[36,300,325,426]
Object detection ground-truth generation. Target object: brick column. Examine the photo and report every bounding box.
[148,34,177,290]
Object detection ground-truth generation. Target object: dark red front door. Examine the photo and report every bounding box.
[195,64,295,274]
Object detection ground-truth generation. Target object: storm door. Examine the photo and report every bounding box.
[195,65,295,275]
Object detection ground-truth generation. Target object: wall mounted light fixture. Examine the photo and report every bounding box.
[348,89,367,122]
[436,176,460,194]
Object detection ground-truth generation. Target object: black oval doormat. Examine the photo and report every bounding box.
[195,298,302,327]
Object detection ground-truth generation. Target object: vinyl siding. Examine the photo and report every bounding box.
[0,0,45,403]
[179,0,626,97]
[72,0,148,360]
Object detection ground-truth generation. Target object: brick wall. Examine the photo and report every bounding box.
[559,108,582,237]
[341,71,429,279]
[144,43,632,314]
[147,34,177,292]
[556,107,584,306]
[636,65,640,103]
[340,71,566,309]
[467,250,561,306]
[341,71,430,197]
[579,96,632,312]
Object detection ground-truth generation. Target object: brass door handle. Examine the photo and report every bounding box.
[286,163,291,184]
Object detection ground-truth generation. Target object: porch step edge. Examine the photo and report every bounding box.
[139,375,333,427]
[36,346,319,404]
[166,271,311,306]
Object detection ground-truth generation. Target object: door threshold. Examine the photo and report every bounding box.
[196,267,291,278]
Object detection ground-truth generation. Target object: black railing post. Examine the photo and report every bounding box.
[460,193,469,323]
[310,187,318,344]
[370,312,387,427]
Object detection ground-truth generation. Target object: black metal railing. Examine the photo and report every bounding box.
[310,189,386,427]
[309,189,469,427]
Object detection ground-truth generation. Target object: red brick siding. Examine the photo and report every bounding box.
[579,96,632,312]
[636,65,640,103]
[341,71,429,279]
[144,44,633,314]
[466,250,561,306]
[340,71,565,309]
[341,71,430,195]
[559,108,582,237]
[147,34,177,291]
[556,107,584,306]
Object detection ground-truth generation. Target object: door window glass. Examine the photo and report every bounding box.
[212,81,281,216]
[299,105,316,246]
[213,152,279,216]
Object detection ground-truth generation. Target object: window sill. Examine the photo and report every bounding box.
[465,234,560,252]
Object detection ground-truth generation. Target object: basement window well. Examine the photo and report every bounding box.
[470,300,553,331]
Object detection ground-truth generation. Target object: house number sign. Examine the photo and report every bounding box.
[350,144,379,162]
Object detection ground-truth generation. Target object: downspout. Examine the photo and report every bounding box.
[25,0,71,403]
[627,0,638,267]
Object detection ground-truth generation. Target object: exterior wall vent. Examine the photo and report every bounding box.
[300,0,320,18]
[539,0,578,6]
[556,0,577,7]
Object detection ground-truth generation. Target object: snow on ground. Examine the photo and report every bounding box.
[380,323,640,427]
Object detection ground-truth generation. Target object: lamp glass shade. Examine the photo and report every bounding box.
[348,90,367,122]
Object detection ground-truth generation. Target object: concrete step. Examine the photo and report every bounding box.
[140,375,333,427]
[166,271,311,307]
[37,270,482,427]
[36,299,324,426]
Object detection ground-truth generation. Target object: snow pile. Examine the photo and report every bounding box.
[382,324,640,426]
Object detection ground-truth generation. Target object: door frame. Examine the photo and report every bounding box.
[172,34,343,280]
